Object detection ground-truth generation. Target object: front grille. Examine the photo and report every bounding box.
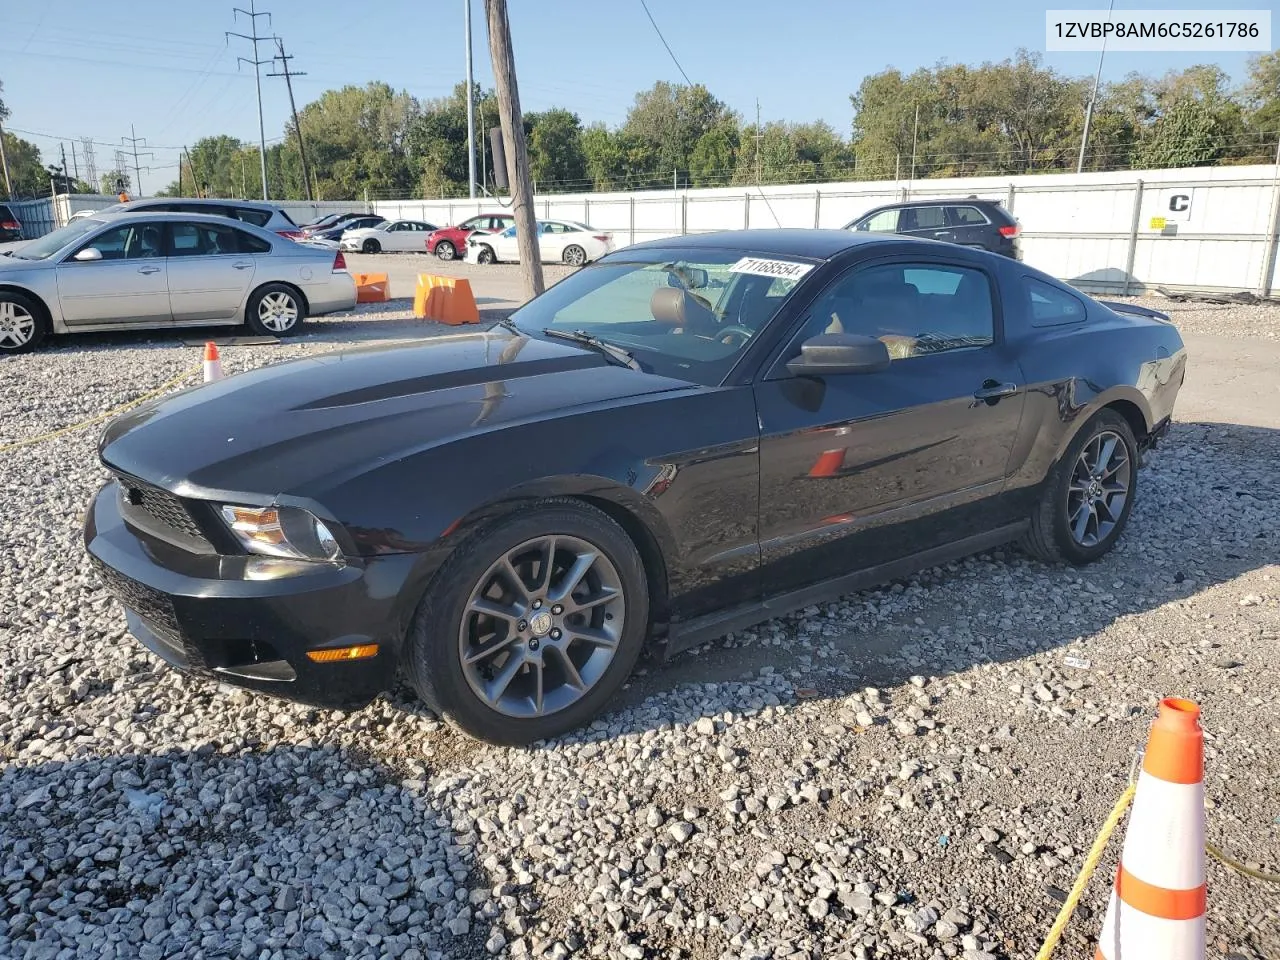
[114,473,208,543]
[90,556,183,642]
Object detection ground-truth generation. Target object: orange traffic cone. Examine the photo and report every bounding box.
[808,449,846,478]
[1095,697,1205,960]
[203,341,223,382]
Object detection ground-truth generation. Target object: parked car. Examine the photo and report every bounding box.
[845,198,1022,259]
[0,204,22,242]
[427,212,515,261]
[308,216,386,244]
[93,197,307,241]
[300,212,371,237]
[0,211,355,352]
[466,219,614,266]
[340,219,438,254]
[84,229,1185,744]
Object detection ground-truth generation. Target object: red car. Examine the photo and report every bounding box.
[426,213,515,261]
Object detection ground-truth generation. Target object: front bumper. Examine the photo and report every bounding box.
[84,481,418,710]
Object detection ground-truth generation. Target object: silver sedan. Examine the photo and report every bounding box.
[0,211,357,353]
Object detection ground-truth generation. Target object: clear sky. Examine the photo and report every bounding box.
[0,0,1264,193]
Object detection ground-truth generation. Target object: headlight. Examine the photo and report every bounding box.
[218,505,342,561]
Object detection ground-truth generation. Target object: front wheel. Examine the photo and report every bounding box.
[1021,409,1138,565]
[475,244,496,265]
[563,244,587,266]
[405,500,649,745]
[435,240,456,261]
[0,292,48,354]
[245,283,307,337]
[361,238,380,254]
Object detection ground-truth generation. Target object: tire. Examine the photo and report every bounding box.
[0,291,49,354]
[435,240,456,261]
[563,245,587,266]
[476,245,496,265]
[361,238,380,254]
[1021,409,1139,565]
[245,283,307,337]
[405,499,649,745]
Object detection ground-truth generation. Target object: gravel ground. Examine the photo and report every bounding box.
[1,303,1278,960]
[1109,294,1280,341]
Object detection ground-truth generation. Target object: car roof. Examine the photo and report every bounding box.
[875,198,1004,209]
[122,196,283,211]
[87,210,279,228]
[625,228,910,260]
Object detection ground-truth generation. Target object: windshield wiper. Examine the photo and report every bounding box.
[541,328,640,371]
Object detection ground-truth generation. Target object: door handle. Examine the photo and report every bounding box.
[232,261,253,270]
[973,380,1019,402]
[137,265,161,275]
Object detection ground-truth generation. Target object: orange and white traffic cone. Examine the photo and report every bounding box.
[1095,697,1206,960]
[808,449,846,478]
[202,341,223,382]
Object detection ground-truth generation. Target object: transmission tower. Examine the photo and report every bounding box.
[80,138,98,189]
[227,1,276,200]
[121,126,153,197]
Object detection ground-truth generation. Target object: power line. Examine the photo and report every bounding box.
[638,0,691,86]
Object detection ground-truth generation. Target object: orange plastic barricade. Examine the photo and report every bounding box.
[413,274,480,325]
[353,272,390,303]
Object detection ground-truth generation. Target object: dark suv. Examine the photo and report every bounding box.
[845,198,1021,259]
[0,204,22,243]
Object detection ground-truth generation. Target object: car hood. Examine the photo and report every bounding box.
[0,252,44,271]
[99,328,692,500]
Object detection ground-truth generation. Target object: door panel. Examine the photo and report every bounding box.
[55,222,170,325]
[755,258,1026,596]
[166,222,256,321]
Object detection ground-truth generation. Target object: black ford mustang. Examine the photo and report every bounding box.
[85,230,1186,744]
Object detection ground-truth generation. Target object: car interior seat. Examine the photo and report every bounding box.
[650,286,719,337]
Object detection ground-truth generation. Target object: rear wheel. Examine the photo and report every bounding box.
[405,500,649,745]
[1021,409,1138,565]
[435,240,456,261]
[245,283,306,337]
[563,244,587,266]
[361,238,381,254]
[476,244,496,265]
[0,291,48,354]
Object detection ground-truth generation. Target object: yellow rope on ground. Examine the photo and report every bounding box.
[0,365,201,454]
[1034,783,1136,960]
[1207,842,1280,884]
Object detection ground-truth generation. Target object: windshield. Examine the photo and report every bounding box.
[11,219,103,260]
[508,247,816,385]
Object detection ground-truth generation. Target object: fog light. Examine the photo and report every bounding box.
[306,644,380,663]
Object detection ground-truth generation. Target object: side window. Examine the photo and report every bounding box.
[1025,277,1087,327]
[858,209,899,233]
[167,222,245,256]
[948,206,989,226]
[792,262,995,362]
[900,206,946,231]
[78,223,164,260]
[230,207,272,227]
[460,217,482,230]
[495,217,515,230]
[236,229,272,254]
[387,222,405,232]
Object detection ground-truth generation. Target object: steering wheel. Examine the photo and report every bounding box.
[715,325,755,348]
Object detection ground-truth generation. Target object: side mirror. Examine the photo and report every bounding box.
[73,247,104,262]
[786,333,891,378]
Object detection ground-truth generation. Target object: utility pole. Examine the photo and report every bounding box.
[228,0,275,200]
[1078,0,1115,173]
[60,143,70,192]
[268,37,313,200]
[122,126,152,197]
[465,0,477,199]
[0,116,12,198]
[755,100,763,185]
[485,0,544,297]
[910,102,920,182]
[70,141,80,183]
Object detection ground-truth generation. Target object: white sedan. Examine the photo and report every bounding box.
[340,219,438,254]
[466,220,614,266]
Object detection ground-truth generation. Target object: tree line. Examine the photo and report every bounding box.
[2,50,1278,203]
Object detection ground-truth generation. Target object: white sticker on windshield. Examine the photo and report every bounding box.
[728,256,814,281]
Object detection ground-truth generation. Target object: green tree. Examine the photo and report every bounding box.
[1,131,46,199]
[100,170,131,195]
[526,108,586,191]
[621,82,738,184]
[688,121,739,186]
[580,123,627,190]
[1241,52,1280,162]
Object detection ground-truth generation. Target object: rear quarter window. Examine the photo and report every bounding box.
[1025,277,1087,327]
[949,206,990,226]
[235,229,272,254]
[231,207,273,227]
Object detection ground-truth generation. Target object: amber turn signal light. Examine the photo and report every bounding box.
[306,644,380,663]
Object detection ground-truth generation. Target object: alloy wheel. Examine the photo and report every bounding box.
[257,292,299,333]
[436,241,456,261]
[564,245,586,266]
[458,534,625,719]
[1066,430,1131,547]
[0,300,36,349]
